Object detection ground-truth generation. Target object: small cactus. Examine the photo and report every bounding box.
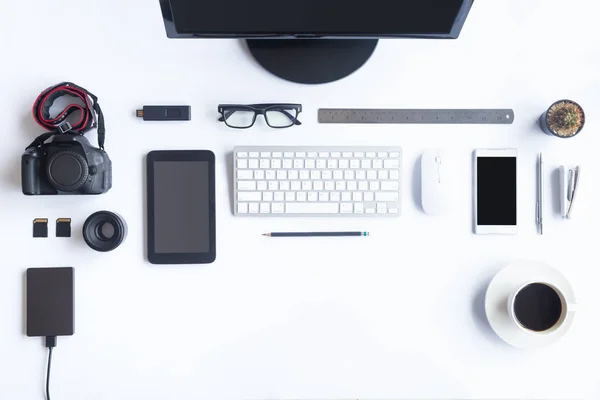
[547,101,584,137]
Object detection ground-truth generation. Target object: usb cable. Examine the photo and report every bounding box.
[45,336,56,400]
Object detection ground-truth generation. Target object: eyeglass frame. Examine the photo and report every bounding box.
[218,103,303,129]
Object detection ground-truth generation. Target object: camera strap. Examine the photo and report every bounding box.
[27,82,106,150]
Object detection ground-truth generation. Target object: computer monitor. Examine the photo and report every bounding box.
[160,0,474,84]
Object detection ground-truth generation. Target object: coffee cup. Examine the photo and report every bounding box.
[507,282,576,334]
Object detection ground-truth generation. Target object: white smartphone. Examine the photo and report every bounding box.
[474,149,518,234]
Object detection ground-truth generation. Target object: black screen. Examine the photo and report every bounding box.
[153,161,211,253]
[169,0,468,35]
[477,157,517,226]
[27,267,74,337]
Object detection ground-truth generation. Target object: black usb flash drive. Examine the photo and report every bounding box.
[136,106,191,121]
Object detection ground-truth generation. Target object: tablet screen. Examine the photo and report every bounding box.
[153,161,211,253]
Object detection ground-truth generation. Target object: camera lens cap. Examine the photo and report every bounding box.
[46,151,89,192]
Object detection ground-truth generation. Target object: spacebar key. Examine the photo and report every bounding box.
[285,203,340,214]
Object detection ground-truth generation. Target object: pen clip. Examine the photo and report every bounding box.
[566,166,581,219]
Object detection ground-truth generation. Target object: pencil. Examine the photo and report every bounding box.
[263,232,369,237]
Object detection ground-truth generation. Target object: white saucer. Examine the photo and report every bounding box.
[485,260,576,349]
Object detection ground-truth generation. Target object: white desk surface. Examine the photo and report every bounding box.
[1,0,599,399]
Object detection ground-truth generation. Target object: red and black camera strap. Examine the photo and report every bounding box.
[26,82,105,150]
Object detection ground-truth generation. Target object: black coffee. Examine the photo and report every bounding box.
[513,283,563,332]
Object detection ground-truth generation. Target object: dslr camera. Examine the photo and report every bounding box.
[22,134,112,195]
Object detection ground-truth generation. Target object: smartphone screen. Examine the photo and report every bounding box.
[476,154,517,229]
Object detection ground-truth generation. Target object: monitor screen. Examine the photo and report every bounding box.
[165,0,473,38]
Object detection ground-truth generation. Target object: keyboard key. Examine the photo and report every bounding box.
[319,192,329,202]
[257,181,267,191]
[274,192,284,201]
[354,152,365,158]
[272,203,285,213]
[367,170,377,180]
[376,192,399,202]
[316,159,327,169]
[271,159,282,169]
[248,159,259,169]
[373,159,383,169]
[268,181,278,191]
[293,159,304,169]
[341,203,353,213]
[286,203,339,214]
[358,181,368,191]
[280,181,290,191]
[378,170,388,180]
[389,152,400,158]
[238,203,248,214]
[330,192,341,201]
[237,159,248,169]
[366,208,375,214]
[356,170,366,180]
[283,159,293,169]
[238,192,262,202]
[364,192,374,202]
[260,203,270,213]
[342,152,353,158]
[238,181,256,191]
[311,170,321,180]
[284,152,294,158]
[342,192,352,202]
[308,192,318,202]
[288,170,299,180]
[305,159,316,169]
[381,181,399,191]
[333,170,344,180]
[378,152,388,158]
[344,170,354,180]
[377,203,387,209]
[366,152,376,158]
[237,152,248,158]
[296,152,306,157]
[336,181,346,191]
[265,170,276,180]
[327,159,338,169]
[389,208,399,214]
[300,170,310,180]
[277,170,287,180]
[313,181,324,190]
[377,208,387,214]
[249,203,259,213]
[347,181,358,191]
[237,170,253,180]
[384,159,400,169]
[249,152,259,158]
[307,152,318,158]
[319,152,329,158]
[350,160,360,169]
[370,181,380,191]
[389,170,400,180]
[339,159,349,169]
[361,159,371,169]
[272,152,283,158]
[285,192,295,202]
[331,152,341,158]
[297,192,307,202]
[353,192,363,202]
[302,181,312,190]
[325,181,335,190]
[354,203,364,213]
[291,181,301,191]
[260,159,270,169]
[322,170,333,180]
[261,152,271,158]
[263,192,273,202]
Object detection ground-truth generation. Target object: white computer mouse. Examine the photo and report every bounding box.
[421,149,450,216]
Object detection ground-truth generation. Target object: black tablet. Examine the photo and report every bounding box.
[147,150,216,264]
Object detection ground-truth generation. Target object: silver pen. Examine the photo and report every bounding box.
[537,153,543,235]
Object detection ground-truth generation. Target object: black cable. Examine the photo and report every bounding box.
[46,347,53,400]
[45,336,56,400]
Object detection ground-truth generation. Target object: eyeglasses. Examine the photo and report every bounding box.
[218,104,302,129]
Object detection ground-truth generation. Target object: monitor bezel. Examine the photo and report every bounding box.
[159,0,474,40]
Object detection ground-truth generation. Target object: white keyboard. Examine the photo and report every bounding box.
[233,146,402,217]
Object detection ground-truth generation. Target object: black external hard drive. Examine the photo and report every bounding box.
[26,267,74,337]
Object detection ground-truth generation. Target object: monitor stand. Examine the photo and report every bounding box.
[247,39,379,85]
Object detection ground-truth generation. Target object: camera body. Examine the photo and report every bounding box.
[22,134,112,195]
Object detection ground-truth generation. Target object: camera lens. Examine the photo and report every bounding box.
[83,211,127,252]
[47,150,89,192]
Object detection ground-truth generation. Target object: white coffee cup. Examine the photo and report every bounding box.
[507,281,576,335]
